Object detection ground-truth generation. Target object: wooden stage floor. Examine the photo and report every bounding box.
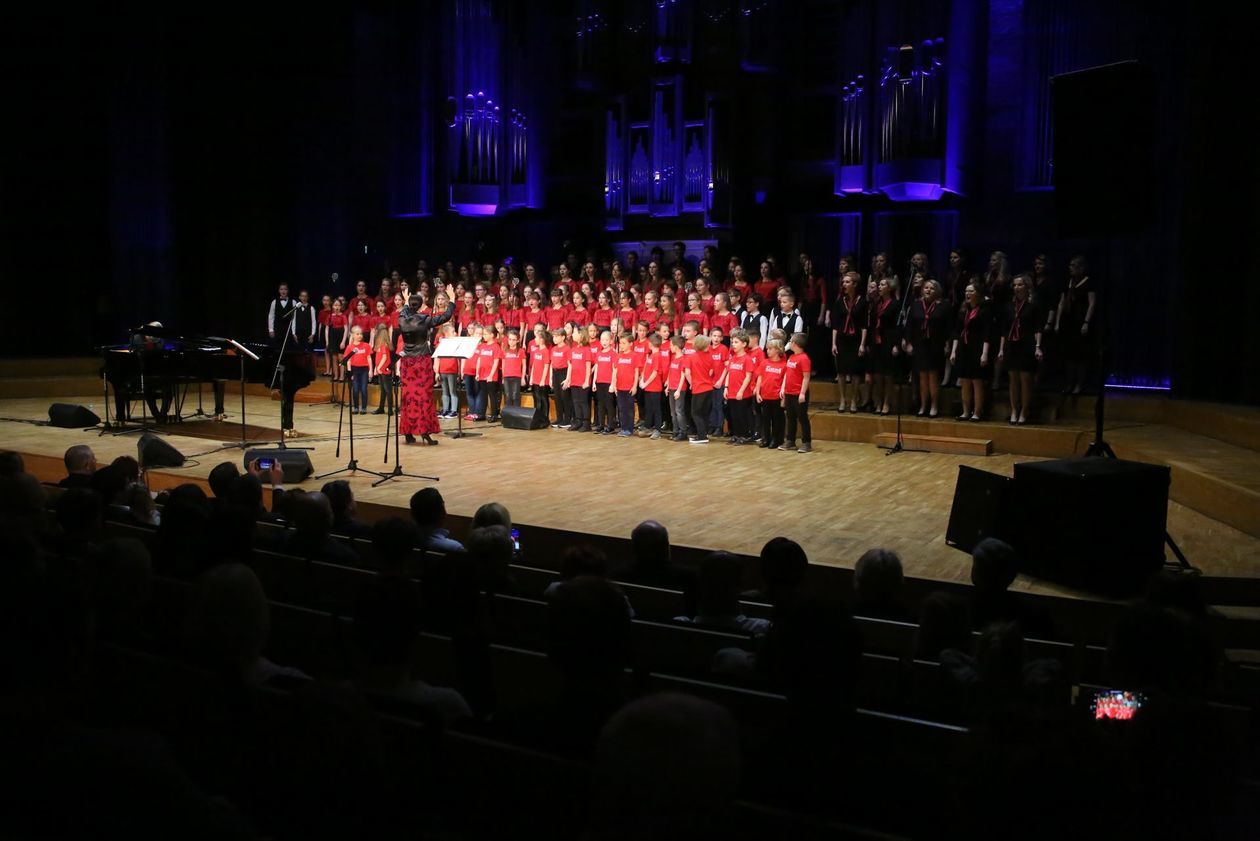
[2,394,1257,600]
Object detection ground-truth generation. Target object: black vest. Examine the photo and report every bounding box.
[292,304,314,339]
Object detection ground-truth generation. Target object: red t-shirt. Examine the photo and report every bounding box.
[544,306,572,330]
[500,308,522,330]
[757,358,786,399]
[632,338,650,369]
[747,345,766,371]
[375,347,392,375]
[592,347,616,385]
[457,309,477,334]
[522,307,546,335]
[592,308,614,328]
[549,344,570,372]
[317,309,332,327]
[528,347,550,386]
[616,308,639,330]
[700,295,717,317]
[641,350,666,392]
[351,295,377,316]
[682,312,710,334]
[687,352,716,394]
[570,307,592,327]
[666,355,688,392]
[783,351,812,396]
[754,280,780,301]
[481,308,502,329]
[613,351,639,391]
[435,337,459,375]
[568,345,592,385]
[328,313,347,330]
[724,354,754,399]
[502,348,525,379]
[474,341,504,381]
[708,343,730,387]
[344,341,373,367]
[710,311,738,337]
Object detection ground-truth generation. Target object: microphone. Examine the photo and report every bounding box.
[331,272,340,284]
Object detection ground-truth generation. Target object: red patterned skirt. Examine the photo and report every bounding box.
[399,355,439,435]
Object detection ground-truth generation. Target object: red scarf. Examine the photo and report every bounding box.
[1009,300,1025,341]
[962,306,979,345]
[842,295,858,335]
[875,298,892,344]
[921,300,938,338]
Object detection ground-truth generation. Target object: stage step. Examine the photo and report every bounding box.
[0,357,99,379]
[0,376,103,400]
[1107,424,1260,539]
[872,432,992,456]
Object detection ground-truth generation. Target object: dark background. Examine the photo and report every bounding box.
[2,2,1256,403]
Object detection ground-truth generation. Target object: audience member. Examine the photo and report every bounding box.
[282,492,359,566]
[622,519,696,612]
[852,548,912,621]
[59,444,97,489]
[969,537,1054,639]
[749,536,809,607]
[409,487,464,552]
[0,450,25,476]
[466,524,516,594]
[370,516,418,577]
[207,461,240,511]
[322,479,372,538]
[675,552,768,635]
[471,501,512,531]
[915,591,972,660]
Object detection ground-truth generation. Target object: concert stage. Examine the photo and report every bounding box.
[2,366,1258,604]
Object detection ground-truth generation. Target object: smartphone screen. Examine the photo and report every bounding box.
[1092,689,1144,721]
[510,527,520,551]
[257,458,275,471]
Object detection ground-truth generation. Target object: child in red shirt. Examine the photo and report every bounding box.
[565,328,594,432]
[666,335,689,441]
[545,289,571,331]
[549,328,573,428]
[706,326,731,436]
[781,332,813,453]
[326,299,348,385]
[686,335,716,444]
[710,293,739,340]
[683,293,710,334]
[639,334,666,439]
[592,330,617,434]
[501,329,526,409]
[528,329,552,426]
[371,325,394,415]
[435,323,460,418]
[473,328,504,421]
[612,332,640,438]
[724,329,756,443]
[755,338,788,448]
[343,325,373,414]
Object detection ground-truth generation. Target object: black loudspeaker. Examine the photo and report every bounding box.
[243,449,313,484]
[48,403,101,428]
[137,433,186,468]
[501,405,549,430]
[1052,61,1154,237]
[945,465,1013,554]
[1011,457,1170,596]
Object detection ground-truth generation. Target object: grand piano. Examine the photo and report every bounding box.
[101,327,316,430]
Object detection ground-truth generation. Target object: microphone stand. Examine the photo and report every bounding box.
[372,367,438,486]
[189,340,270,457]
[879,297,926,457]
[316,354,387,482]
[111,330,158,437]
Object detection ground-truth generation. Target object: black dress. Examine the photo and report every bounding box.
[871,297,902,375]
[953,304,991,380]
[1000,299,1041,373]
[907,299,952,374]
[1059,276,1096,363]
[832,294,867,376]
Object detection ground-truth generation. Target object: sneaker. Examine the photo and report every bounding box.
[671,433,687,442]
[758,439,771,449]
[617,430,633,437]
[777,441,795,451]
[688,436,709,444]
[650,430,661,440]
[797,443,813,453]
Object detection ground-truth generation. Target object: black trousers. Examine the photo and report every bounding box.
[595,383,615,431]
[728,397,754,439]
[643,390,663,430]
[785,393,811,444]
[532,384,550,425]
[551,370,572,424]
[483,381,501,418]
[376,375,395,411]
[503,377,522,407]
[570,386,590,429]
[760,400,785,444]
[690,391,713,440]
[616,391,636,432]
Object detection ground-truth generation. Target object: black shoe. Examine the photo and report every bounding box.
[405,434,416,444]
[758,439,771,448]
[423,434,438,445]
[372,409,385,415]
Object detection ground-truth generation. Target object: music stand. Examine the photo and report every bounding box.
[189,339,273,456]
[435,337,482,439]
[110,328,162,437]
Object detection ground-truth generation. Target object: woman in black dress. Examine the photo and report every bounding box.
[985,251,1012,390]
[830,271,868,413]
[870,277,902,415]
[904,280,952,417]
[997,275,1043,425]
[1056,254,1096,395]
[949,283,991,421]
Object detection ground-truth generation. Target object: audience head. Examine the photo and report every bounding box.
[63,444,97,477]
[758,537,808,604]
[971,537,1019,595]
[1108,604,1206,697]
[559,544,609,581]
[975,621,1026,692]
[110,455,141,485]
[56,487,103,543]
[228,473,265,515]
[89,463,128,506]
[183,562,270,671]
[915,592,972,660]
[548,576,632,682]
[371,517,417,577]
[409,487,446,529]
[0,472,47,522]
[208,461,240,501]
[321,479,356,523]
[123,482,156,524]
[468,524,514,589]
[854,548,905,612]
[290,492,334,539]
[593,693,741,835]
[630,519,671,575]
[0,451,23,477]
[696,552,745,618]
[471,501,511,531]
